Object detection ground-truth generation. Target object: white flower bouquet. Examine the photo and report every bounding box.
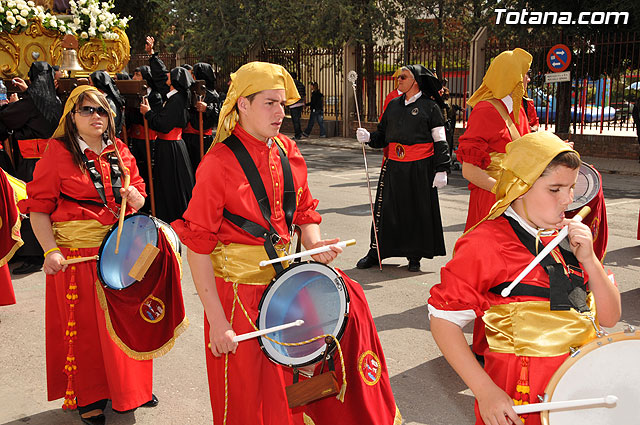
[0,0,130,42]
[0,0,68,34]
[67,0,130,41]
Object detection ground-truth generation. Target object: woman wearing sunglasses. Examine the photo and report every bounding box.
[18,86,156,425]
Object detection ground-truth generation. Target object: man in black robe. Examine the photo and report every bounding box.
[126,65,163,213]
[140,66,195,223]
[183,62,220,172]
[355,65,450,272]
[0,61,62,274]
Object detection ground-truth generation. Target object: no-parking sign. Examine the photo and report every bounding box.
[547,44,572,72]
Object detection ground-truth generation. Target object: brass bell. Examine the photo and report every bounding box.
[60,48,83,71]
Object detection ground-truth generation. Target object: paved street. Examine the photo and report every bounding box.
[2,141,640,425]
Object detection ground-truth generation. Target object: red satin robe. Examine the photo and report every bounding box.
[428,216,598,425]
[456,100,530,231]
[173,125,321,425]
[0,169,21,306]
[18,139,152,411]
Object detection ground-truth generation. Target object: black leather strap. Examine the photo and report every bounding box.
[490,215,588,312]
[221,134,296,274]
[80,151,123,205]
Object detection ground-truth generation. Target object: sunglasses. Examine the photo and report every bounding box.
[75,105,110,117]
[397,75,413,81]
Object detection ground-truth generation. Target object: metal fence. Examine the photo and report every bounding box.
[128,53,177,73]
[259,47,344,119]
[127,32,639,135]
[486,32,640,134]
[356,42,470,125]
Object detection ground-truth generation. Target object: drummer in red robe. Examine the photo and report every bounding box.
[428,131,620,425]
[0,169,23,307]
[18,86,157,425]
[173,62,401,425]
[457,48,532,233]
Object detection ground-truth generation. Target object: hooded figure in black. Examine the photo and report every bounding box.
[126,65,165,201]
[355,64,451,272]
[0,61,63,273]
[140,66,195,223]
[90,70,125,137]
[183,62,220,172]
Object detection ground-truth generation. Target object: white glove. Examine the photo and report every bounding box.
[356,128,370,144]
[432,171,447,188]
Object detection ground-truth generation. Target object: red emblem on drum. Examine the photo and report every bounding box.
[358,350,382,386]
[140,295,165,323]
[591,216,600,242]
[395,144,405,159]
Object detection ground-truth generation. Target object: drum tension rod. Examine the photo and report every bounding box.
[318,336,335,374]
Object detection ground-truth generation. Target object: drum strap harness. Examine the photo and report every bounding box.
[221,134,296,274]
[60,152,123,219]
[490,216,590,313]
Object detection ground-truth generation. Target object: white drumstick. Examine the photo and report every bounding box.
[501,206,591,298]
[512,395,618,414]
[232,319,304,343]
[259,239,356,267]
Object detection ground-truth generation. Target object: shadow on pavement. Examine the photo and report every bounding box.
[341,266,435,288]
[391,355,475,424]
[621,287,640,327]
[603,245,640,268]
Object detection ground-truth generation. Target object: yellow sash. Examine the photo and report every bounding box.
[483,294,597,357]
[52,220,112,249]
[210,241,290,285]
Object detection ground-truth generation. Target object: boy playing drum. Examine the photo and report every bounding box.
[428,131,620,425]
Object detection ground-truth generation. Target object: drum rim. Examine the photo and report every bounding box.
[566,162,600,213]
[256,261,350,368]
[97,212,158,291]
[541,329,640,424]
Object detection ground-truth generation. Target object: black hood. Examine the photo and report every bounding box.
[170,67,194,93]
[137,65,156,91]
[193,63,216,91]
[406,64,444,108]
[90,70,125,109]
[26,61,62,127]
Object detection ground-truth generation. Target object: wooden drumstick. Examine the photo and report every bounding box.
[207,320,305,348]
[259,240,356,267]
[501,206,591,297]
[114,171,130,255]
[512,395,618,414]
[61,255,99,265]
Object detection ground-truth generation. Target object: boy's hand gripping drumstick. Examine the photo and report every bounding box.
[259,240,356,267]
[501,206,591,297]
[208,320,305,348]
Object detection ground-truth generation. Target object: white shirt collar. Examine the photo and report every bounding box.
[78,137,112,154]
[405,91,422,105]
[166,89,178,99]
[500,94,513,114]
[504,206,556,238]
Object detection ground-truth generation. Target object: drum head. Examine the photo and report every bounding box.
[543,331,640,424]
[98,214,158,290]
[567,163,600,212]
[257,262,349,367]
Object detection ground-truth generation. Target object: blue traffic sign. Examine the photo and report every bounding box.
[547,44,572,72]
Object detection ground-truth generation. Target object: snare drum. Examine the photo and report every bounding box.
[257,262,349,367]
[97,213,181,290]
[565,162,607,260]
[567,163,600,212]
[541,329,640,424]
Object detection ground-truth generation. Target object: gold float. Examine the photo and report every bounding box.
[0,19,129,78]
